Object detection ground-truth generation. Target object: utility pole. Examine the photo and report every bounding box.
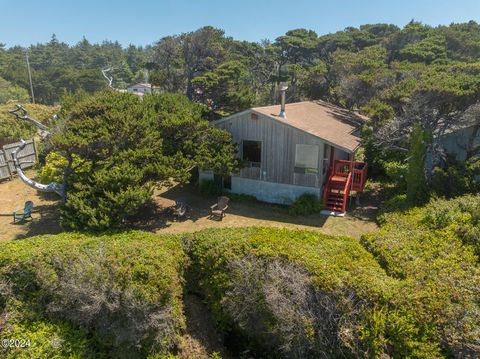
[25,50,35,104]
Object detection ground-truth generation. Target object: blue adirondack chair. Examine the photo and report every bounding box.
[13,201,33,223]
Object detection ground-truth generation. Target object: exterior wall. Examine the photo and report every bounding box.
[439,126,479,161]
[230,176,321,204]
[425,126,479,173]
[217,111,332,188]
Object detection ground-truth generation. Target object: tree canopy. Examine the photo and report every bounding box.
[47,90,238,230]
[3,21,480,176]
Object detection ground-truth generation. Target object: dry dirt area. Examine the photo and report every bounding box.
[132,185,379,239]
[0,174,379,241]
[0,172,62,241]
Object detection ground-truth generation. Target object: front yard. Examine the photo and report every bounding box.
[0,174,379,241]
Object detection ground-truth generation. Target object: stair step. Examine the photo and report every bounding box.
[327,201,344,205]
[326,202,343,207]
[324,207,344,212]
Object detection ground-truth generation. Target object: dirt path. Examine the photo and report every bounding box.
[178,294,231,358]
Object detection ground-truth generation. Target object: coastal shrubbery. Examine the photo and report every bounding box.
[362,195,480,357]
[0,214,479,358]
[0,231,186,358]
[185,227,447,358]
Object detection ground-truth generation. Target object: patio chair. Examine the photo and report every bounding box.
[171,198,188,220]
[13,201,33,223]
[210,196,229,219]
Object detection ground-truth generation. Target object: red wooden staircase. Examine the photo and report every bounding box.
[323,160,367,214]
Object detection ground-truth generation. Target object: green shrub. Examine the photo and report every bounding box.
[0,101,58,140]
[0,231,186,358]
[377,193,411,221]
[198,180,257,203]
[0,316,96,359]
[39,152,89,184]
[422,195,480,258]
[384,161,408,190]
[288,193,322,216]
[184,227,404,358]
[362,200,480,357]
[430,156,480,198]
[198,179,223,197]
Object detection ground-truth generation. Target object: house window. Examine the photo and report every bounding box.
[242,140,261,167]
[294,144,319,174]
[133,88,138,92]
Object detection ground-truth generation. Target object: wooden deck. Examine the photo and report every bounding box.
[323,160,368,213]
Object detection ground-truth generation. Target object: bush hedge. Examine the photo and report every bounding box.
[0,231,186,359]
[184,227,432,358]
[288,193,322,216]
[1,212,479,358]
[362,197,480,357]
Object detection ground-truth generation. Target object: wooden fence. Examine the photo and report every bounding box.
[0,139,37,181]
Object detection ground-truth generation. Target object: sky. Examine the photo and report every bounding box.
[2,0,480,47]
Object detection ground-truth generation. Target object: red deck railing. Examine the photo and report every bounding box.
[330,160,368,192]
[322,160,368,213]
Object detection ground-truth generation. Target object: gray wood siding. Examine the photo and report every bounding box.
[217,111,330,187]
[0,150,10,180]
[0,139,37,181]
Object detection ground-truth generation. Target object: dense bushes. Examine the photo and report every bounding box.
[0,231,186,358]
[198,179,257,203]
[430,156,480,198]
[198,179,224,197]
[422,195,480,258]
[184,227,407,358]
[362,196,480,357]
[383,161,408,190]
[1,219,479,357]
[288,193,322,216]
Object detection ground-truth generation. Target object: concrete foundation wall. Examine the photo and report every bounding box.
[231,176,321,205]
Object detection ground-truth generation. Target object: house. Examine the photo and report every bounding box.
[127,83,152,96]
[200,89,369,215]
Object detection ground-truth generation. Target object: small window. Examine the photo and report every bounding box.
[242,140,261,166]
[251,113,258,120]
[295,144,319,173]
[133,88,138,92]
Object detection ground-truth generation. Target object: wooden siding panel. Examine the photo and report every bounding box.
[216,111,329,187]
[0,150,11,180]
[3,140,36,174]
